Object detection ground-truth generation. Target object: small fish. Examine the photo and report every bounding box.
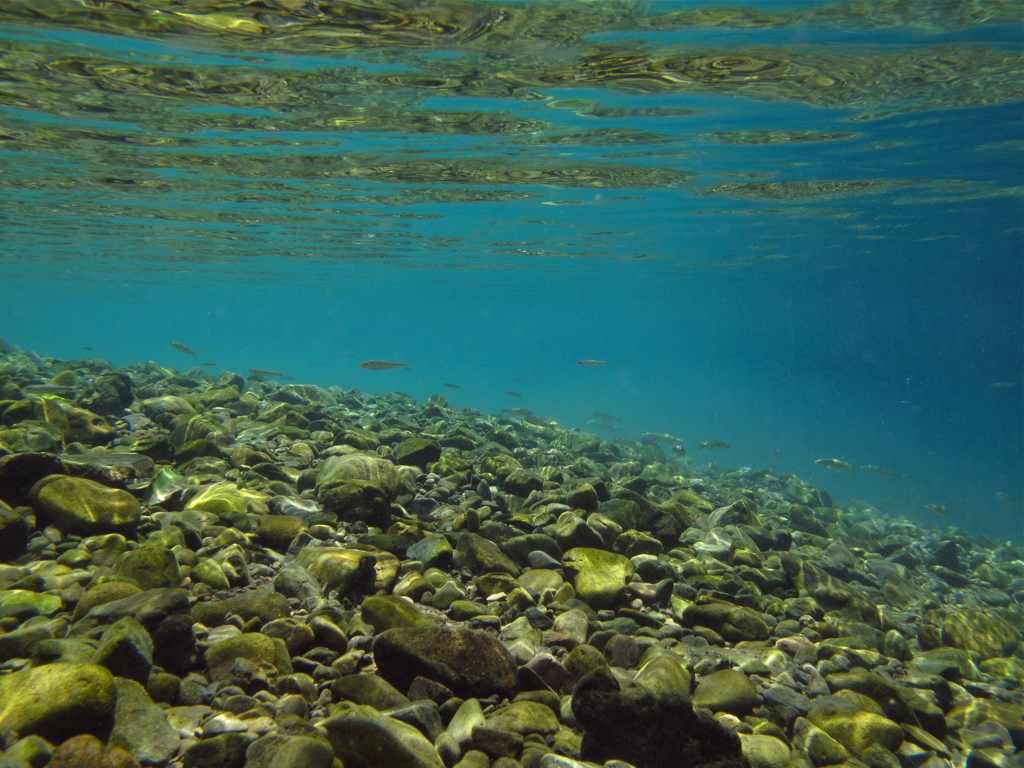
[772,450,781,462]
[578,360,607,366]
[591,410,620,422]
[815,458,854,471]
[525,416,558,428]
[586,420,620,431]
[170,342,197,357]
[860,465,905,480]
[501,408,533,417]
[505,391,522,398]
[21,384,75,396]
[443,383,462,390]
[924,504,949,516]
[699,440,731,450]
[672,445,687,456]
[991,382,1019,388]
[201,362,218,367]
[642,432,684,444]
[247,368,285,377]
[82,346,94,351]
[997,492,1023,508]
[359,360,410,371]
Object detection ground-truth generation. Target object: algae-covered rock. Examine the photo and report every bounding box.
[319,703,444,768]
[30,474,140,535]
[453,532,521,577]
[807,706,903,756]
[692,669,759,715]
[191,587,290,627]
[72,581,143,622]
[0,502,29,560]
[316,453,408,497]
[91,616,154,684]
[204,632,293,682]
[317,478,392,527]
[682,601,769,643]
[294,547,378,598]
[108,677,180,766]
[373,626,518,699]
[797,561,880,627]
[183,481,269,515]
[244,733,335,768]
[633,651,693,697]
[113,546,181,590]
[361,595,441,633]
[918,606,1021,660]
[79,372,133,417]
[0,589,61,617]
[257,514,307,553]
[394,437,442,469]
[562,547,634,610]
[0,663,116,742]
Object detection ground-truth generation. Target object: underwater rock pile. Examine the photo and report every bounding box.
[0,338,1020,768]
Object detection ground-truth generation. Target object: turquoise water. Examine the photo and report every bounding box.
[1,0,1021,541]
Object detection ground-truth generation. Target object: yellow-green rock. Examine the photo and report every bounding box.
[0,663,116,742]
[184,481,268,515]
[0,590,62,617]
[72,581,142,622]
[204,633,293,682]
[561,547,634,610]
[807,707,903,756]
[361,595,440,632]
[113,546,181,590]
[294,547,377,597]
[29,475,140,536]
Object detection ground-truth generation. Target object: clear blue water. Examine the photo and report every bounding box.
[1,0,1021,541]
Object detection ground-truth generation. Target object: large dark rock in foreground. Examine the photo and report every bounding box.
[373,626,518,700]
[572,669,751,768]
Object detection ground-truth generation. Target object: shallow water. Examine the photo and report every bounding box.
[1,0,1021,542]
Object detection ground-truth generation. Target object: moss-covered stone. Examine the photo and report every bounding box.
[183,481,269,515]
[692,669,758,715]
[317,453,406,497]
[294,547,378,598]
[72,581,143,622]
[317,478,391,527]
[919,606,1021,660]
[319,704,444,768]
[0,663,116,743]
[204,633,293,682]
[453,532,520,577]
[807,707,903,756]
[257,514,307,553]
[682,601,769,643]
[562,547,634,610]
[394,437,442,469]
[191,588,290,628]
[373,626,518,700]
[30,474,140,536]
[113,546,181,590]
[361,595,441,633]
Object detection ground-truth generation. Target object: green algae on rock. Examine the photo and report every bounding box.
[0,663,116,743]
[29,474,140,535]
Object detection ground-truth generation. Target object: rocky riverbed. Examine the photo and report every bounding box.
[0,339,1020,768]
